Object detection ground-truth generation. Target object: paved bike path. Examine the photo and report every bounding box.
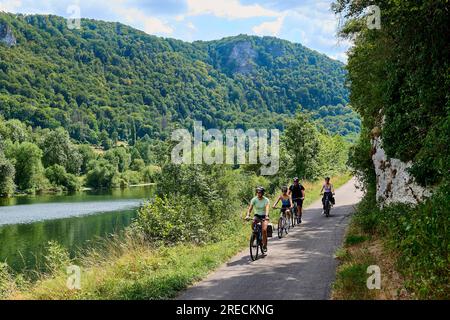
[177,178,363,300]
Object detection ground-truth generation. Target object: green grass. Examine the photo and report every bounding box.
[345,234,369,246]
[3,174,353,300]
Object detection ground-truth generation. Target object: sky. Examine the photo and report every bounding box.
[0,0,351,62]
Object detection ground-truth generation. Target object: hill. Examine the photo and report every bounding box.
[0,13,356,144]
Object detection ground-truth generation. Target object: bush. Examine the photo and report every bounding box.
[44,241,71,274]
[130,158,145,172]
[141,165,160,183]
[85,159,120,189]
[64,173,81,192]
[133,164,258,245]
[134,196,211,244]
[120,170,142,187]
[45,164,81,192]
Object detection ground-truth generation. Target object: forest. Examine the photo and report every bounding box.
[0,13,359,146]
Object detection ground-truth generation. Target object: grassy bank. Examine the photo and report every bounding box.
[2,174,352,300]
[332,186,449,300]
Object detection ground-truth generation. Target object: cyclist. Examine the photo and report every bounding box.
[320,177,335,214]
[245,187,270,252]
[288,177,305,223]
[272,186,293,222]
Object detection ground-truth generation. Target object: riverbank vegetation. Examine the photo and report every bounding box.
[1,173,352,300]
[0,116,162,196]
[332,0,449,299]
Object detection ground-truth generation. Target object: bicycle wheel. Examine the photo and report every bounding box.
[250,233,259,261]
[325,202,330,217]
[278,217,284,238]
[291,208,296,227]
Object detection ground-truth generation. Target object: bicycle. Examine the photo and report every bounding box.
[321,193,334,217]
[292,198,304,225]
[247,216,267,261]
[274,208,290,238]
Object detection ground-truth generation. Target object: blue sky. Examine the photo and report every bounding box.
[0,0,351,62]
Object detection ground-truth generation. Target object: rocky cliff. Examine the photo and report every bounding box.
[0,23,16,47]
[371,132,432,206]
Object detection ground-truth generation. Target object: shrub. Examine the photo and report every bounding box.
[134,196,211,244]
[120,170,142,187]
[44,241,71,274]
[141,165,160,183]
[85,159,120,189]
[45,164,81,192]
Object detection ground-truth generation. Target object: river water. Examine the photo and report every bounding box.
[0,186,154,272]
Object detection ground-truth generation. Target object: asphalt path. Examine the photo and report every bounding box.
[177,178,363,300]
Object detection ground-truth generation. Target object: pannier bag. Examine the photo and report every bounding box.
[267,223,273,237]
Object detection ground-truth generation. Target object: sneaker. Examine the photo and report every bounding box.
[263,245,268,252]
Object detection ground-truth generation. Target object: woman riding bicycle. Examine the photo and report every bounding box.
[273,186,293,220]
[245,186,270,252]
[320,177,335,214]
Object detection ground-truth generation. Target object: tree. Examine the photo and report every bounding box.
[0,152,15,196]
[40,128,82,174]
[284,112,321,180]
[85,159,119,189]
[7,142,47,192]
[104,147,131,173]
[99,130,112,150]
[45,164,81,192]
[130,158,145,172]
[3,119,30,143]
[78,144,97,174]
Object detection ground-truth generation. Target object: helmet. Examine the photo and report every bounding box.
[281,186,288,193]
[325,177,330,181]
[256,186,265,195]
[293,177,299,182]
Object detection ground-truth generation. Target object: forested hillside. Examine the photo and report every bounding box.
[0,13,356,144]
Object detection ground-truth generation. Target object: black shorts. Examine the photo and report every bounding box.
[293,198,303,208]
[254,214,267,221]
[280,207,290,213]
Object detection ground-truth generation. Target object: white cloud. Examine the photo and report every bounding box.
[252,13,286,36]
[187,0,280,19]
[330,51,348,63]
[111,5,173,35]
[0,0,22,12]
